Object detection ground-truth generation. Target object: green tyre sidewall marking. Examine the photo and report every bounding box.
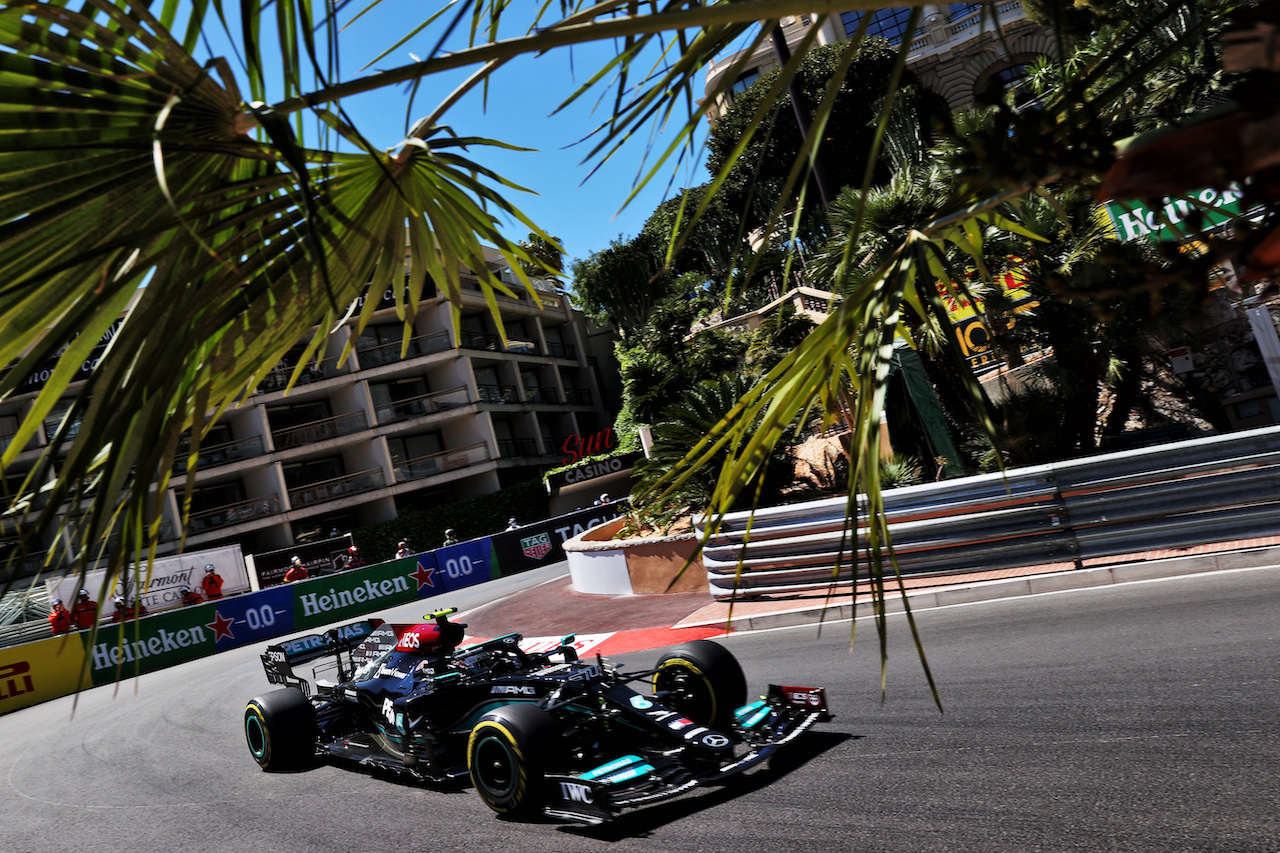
[245,704,271,767]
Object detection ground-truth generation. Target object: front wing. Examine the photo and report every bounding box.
[542,684,830,824]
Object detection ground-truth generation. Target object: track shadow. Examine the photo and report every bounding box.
[557,731,856,841]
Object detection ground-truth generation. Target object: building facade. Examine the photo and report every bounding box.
[702,3,1053,118]
[1,248,621,572]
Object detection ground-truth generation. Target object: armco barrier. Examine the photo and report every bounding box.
[698,424,1280,598]
[0,503,626,715]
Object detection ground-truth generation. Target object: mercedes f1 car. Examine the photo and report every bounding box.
[244,608,830,823]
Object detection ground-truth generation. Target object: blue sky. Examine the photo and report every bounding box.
[206,1,760,277]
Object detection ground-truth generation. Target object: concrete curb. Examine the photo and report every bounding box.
[674,544,1280,633]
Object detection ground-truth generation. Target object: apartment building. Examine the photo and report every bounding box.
[1,248,622,571]
[703,4,1054,117]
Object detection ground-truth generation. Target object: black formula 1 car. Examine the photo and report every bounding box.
[244,608,830,823]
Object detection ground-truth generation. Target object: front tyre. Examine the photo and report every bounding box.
[467,704,555,819]
[245,688,317,771]
[653,639,747,732]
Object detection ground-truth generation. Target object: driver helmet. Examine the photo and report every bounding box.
[290,555,302,565]
[114,596,125,607]
[204,564,216,573]
[180,584,191,593]
[52,598,62,607]
[78,589,90,598]
[347,545,359,553]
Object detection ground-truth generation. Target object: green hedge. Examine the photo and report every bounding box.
[351,480,549,562]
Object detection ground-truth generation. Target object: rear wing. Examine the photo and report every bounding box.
[260,619,384,695]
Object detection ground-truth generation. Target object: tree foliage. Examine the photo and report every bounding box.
[0,0,1270,698]
[706,39,950,235]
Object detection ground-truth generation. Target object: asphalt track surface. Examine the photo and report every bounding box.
[2,564,1278,853]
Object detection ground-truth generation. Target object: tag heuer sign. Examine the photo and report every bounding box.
[521,532,553,560]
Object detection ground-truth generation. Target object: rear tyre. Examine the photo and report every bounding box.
[244,688,317,771]
[653,639,747,732]
[468,703,555,818]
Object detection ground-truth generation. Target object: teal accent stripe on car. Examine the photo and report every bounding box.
[581,754,645,781]
[598,763,655,784]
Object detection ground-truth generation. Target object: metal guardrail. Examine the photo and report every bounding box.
[696,425,1280,599]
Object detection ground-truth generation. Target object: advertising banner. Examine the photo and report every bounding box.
[82,606,224,686]
[246,535,355,589]
[291,557,425,631]
[206,586,296,652]
[491,503,627,577]
[408,551,446,600]
[0,636,89,713]
[46,544,247,620]
[1104,187,1246,243]
[433,539,498,594]
[545,452,642,494]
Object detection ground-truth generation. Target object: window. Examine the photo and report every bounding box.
[190,480,246,514]
[42,398,79,442]
[387,432,443,465]
[841,8,919,44]
[730,68,760,96]
[266,399,332,432]
[988,63,1035,108]
[370,376,429,409]
[0,414,18,452]
[283,456,345,489]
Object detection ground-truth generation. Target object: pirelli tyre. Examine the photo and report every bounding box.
[468,703,556,818]
[652,639,747,733]
[244,688,318,771]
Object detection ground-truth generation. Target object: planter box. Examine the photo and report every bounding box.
[563,516,707,595]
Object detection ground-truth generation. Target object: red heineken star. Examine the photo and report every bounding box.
[207,610,236,642]
[411,562,436,592]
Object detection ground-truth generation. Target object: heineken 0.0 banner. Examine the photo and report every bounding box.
[291,556,435,631]
[433,539,498,594]
[1105,186,1245,243]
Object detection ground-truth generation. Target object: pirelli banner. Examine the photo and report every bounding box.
[0,636,91,715]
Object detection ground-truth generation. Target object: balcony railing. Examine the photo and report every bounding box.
[374,386,471,425]
[564,387,593,406]
[459,331,502,351]
[189,493,280,533]
[255,353,352,395]
[546,341,576,360]
[505,339,539,355]
[478,384,518,404]
[393,442,490,482]
[497,438,539,457]
[459,331,555,357]
[457,277,565,310]
[272,410,368,450]
[524,386,560,405]
[288,467,386,509]
[356,331,451,369]
[173,435,266,473]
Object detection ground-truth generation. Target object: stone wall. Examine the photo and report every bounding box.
[910,18,1058,111]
